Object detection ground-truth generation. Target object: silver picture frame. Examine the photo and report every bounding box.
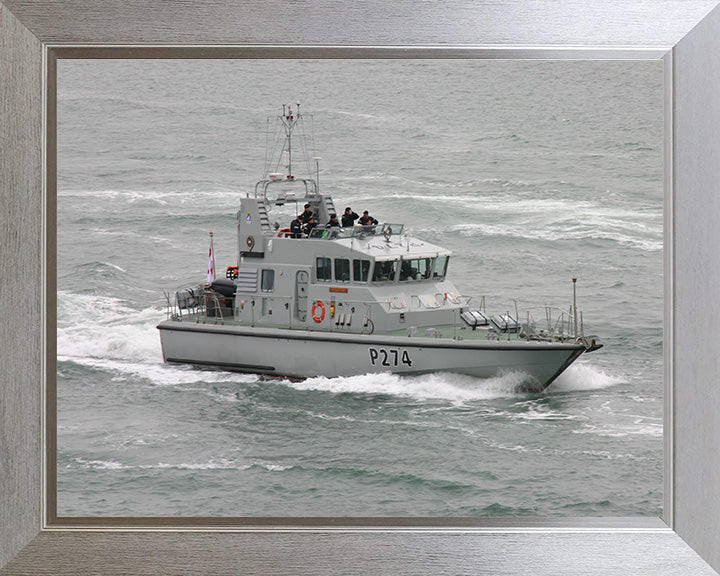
[2,1,720,574]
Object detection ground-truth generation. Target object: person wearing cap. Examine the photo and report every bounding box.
[358,210,378,226]
[341,207,359,227]
[290,216,303,238]
[299,203,313,223]
[325,213,341,228]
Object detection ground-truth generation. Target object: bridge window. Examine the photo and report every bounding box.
[353,259,370,282]
[433,256,449,280]
[372,260,398,283]
[335,259,350,282]
[399,258,432,281]
[316,257,332,281]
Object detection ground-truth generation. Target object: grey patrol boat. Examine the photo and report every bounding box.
[158,104,601,391]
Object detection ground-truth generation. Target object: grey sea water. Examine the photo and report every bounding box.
[57,59,664,517]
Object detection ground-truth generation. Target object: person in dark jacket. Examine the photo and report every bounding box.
[341,207,359,227]
[299,203,313,224]
[303,215,317,235]
[358,210,378,226]
[290,217,303,238]
[326,213,341,228]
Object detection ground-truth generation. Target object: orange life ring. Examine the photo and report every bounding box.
[312,301,326,323]
[277,228,292,237]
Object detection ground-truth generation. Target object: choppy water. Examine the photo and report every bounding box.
[57,59,664,517]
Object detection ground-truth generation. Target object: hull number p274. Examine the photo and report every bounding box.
[369,347,413,367]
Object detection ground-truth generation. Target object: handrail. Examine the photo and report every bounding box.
[254,177,318,203]
[517,304,584,341]
[164,285,587,343]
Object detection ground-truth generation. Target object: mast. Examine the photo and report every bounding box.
[256,103,319,201]
[572,277,578,338]
[280,102,301,180]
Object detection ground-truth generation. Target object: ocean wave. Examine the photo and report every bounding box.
[331,109,382,120]
[282,370,566,402]
[350,189,662,252]
[58,187,241,203]
[128,153,210,163]
[57,291,166,366]
[58,354,262,389]
[154,458,241,470]
[508,409,583,422]
[249,460,299,473]
[84,228,176,246]
[68,456,248,471]
[571,422,663,438]
[449,222,662,252]
[69,457,127,470]
[60,94,175,115]
[73,261,127,277]
[547,363,627,392]
[579,449,653,461]
[333,172,558,192]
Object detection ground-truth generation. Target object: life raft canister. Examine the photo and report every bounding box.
[312,301,326,323]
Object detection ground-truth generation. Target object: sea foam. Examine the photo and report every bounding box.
[285,370,558,403]
[548,362,626,392]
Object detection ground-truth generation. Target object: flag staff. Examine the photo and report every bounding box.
[207,231,216,285]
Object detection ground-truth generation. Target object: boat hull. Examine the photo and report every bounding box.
[157,321,585,391]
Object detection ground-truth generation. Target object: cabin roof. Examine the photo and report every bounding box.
[324,236,451,260]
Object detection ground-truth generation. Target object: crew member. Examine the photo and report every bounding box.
[326,213,341,228]
[341,207,359,227]
[303,214,318,235]
[358,210,378,226]
[290,217,303,238]
[299,203,313,223]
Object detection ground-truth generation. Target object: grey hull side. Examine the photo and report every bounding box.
[157,321,584,390]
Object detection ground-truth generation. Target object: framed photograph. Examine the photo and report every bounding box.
[54,58,664,520]
[3,2,720,574]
